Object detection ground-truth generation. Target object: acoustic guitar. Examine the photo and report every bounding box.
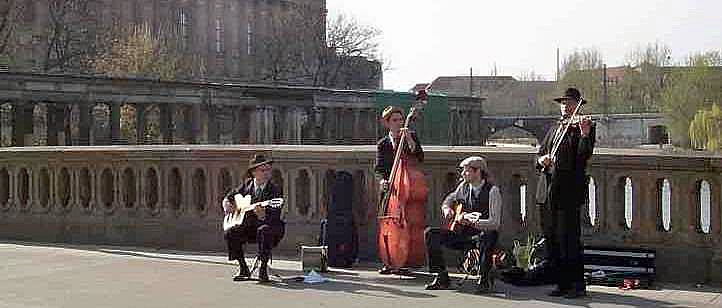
[223,194,284,231]
[445,200,465,231]
[444,200,482,232]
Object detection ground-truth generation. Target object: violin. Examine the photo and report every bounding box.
[560,115,593,127]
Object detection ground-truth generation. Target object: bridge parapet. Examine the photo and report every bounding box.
[0,146,720,284]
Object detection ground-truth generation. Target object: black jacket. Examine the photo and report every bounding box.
[374,132,424,181]
[536,121,596,211]
[225,179,284,227]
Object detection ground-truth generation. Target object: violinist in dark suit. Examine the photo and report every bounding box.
[536,87,595,298]
[374,105,424,274]
[222,154,284,283]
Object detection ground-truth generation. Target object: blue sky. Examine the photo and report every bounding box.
[327,0,722,91]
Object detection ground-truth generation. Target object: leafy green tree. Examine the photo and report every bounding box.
[618,42,672,112]
[689,104,722,151]
[661,51,722,147]
[546,48,605,114]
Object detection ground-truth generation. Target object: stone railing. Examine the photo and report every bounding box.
[0,145,720,284]
[0,72,483,147]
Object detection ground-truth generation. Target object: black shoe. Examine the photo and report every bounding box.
[476,276,491,293]
[548,288,567,297]
[564,290,586,299]
[424,272,451,290]
[232,260,251,281]
[258,264,270,283]
[378,265,393,275]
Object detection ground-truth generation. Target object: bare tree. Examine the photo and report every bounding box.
[92,23,205,80]
[557,48,606,112]
[42,0,100,72]
[254,5,383,89]
[318,13,382,88]
[0,0,24,63]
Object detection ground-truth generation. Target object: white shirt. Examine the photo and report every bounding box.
[253,178,267,196]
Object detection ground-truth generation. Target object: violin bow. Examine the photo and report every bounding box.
[548,97,585,163]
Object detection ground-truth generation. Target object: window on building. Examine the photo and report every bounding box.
[215,17,224,54]
[247,21,253,55]
[520,183,527,222]
[660,179,671,231]
[624,177,633,230]
[179,10,190,50]
[699,180,711,234]
[588,177,597,226]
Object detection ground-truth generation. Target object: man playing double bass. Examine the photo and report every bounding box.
[536,87,595,298]
[424,156,501,293]
[222,154,285,283]
[374,105,424,275]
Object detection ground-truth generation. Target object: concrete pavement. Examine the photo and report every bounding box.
[1,242,720,308]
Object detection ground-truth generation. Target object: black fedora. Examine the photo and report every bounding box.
[248,154,273,171]
[553,87,588,105]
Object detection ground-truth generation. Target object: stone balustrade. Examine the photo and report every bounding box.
[0,145,720,284]
[0,72,484,147]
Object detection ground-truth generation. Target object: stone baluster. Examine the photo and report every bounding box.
[77,104,92,146]
[191,104,202,144]
[159,103,175,144]
[265,106,276,144]
[135,104,146,144]
[207,104,219,144]
[7,168,15,211]
[312,107,322,144]
[47,104,65,146]
[28,167,38,212]
[12,102,33,146]
[110,103,122,145]
[231,106,243,144]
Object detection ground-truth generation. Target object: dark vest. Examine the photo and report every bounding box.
[466,181,493,219]
[453,181,492,235]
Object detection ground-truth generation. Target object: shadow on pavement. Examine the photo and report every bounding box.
[3,240,716,306]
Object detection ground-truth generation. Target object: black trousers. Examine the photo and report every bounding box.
[224,222,285,262]
[544,172,586,292]
[425,227,498,275]
[544,207,584,292]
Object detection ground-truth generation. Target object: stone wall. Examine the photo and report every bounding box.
[0,145,720,284]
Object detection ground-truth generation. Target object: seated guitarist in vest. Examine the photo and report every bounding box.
[222,154,284,283]
[424,156,501,293]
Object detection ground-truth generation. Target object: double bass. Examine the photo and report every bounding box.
[377,100,429,270]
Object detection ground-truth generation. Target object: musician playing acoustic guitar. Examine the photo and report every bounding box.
[424,156,501,293]
[222,154,284,283]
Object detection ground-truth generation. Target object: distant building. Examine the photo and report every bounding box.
[4,0,381,89]
[423,76,557,115]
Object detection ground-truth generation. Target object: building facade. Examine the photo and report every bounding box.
[5,0,381,89]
